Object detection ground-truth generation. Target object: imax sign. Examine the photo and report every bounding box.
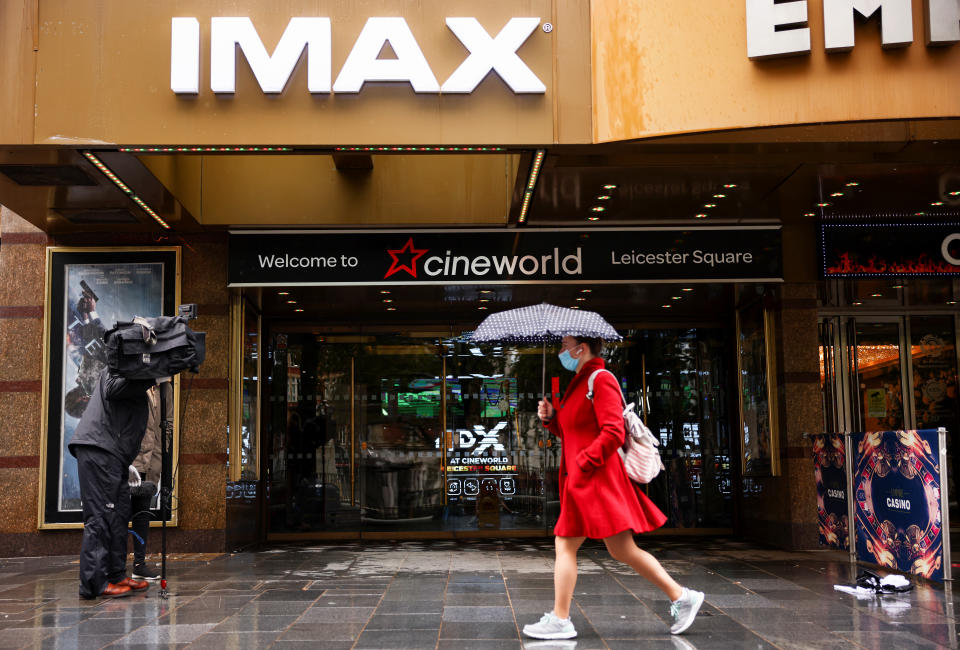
[747,0,960,59]
[171,16,546,94]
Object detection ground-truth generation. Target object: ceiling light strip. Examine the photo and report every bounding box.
[517,149,546,225]
[120,146,293,153]
[83,152,171,230]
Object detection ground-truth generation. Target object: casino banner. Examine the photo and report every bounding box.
[852,429,948,581]
[812,434,849,550]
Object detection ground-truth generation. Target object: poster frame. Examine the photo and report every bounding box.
[38,247,181,529]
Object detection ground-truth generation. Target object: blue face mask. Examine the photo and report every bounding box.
[558,348,580,372]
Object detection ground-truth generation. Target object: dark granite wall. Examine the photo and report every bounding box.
[0,206,231,556]
[737,283,822,550]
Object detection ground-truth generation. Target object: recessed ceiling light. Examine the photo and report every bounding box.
[845,181,860,187]
[278,291,290,296]
[480,290,492,294]
[817,203,830,208]
[830,192,844,197]
[380,290,391,294]
[723,184,737,189]
[581,289,592,293]
[576,297,586,302]
[891,284,904,289]
[603,184,617,190]
[915,212,926,216]
[949,191,960,196]
[591,206,605,212]
[852,301,863,306]
[596,195,611,200]
[682,288,693,292]
[661,304,672,308]
[386,307,397,311]
[383,299,393,303]
[948,300,958,305]
[931,201,944,206]
[587,216,600,221]
[286,300,297,304]
[480,299,490,303]
[703,203,717,208]
[713,194,726,199]
[804,212,816,217]
[671,296,681,300]
[871,293,883,297]
[478,306,488,310]
[694,213,707,219]
[294,308,304,313]
[570,305,581,309]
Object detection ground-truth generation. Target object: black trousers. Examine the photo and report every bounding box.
[129,485,152,566]
[76,445,130,598]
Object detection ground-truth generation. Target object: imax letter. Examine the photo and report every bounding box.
[333,17,440,93]
[926,0,960,44]
[746,0,811,59]
[171,18,200,94]
[210,17,332,93]
[823,0,913,51]
[442,18,545,93]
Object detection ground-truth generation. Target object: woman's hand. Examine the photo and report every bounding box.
[538,396,556,423]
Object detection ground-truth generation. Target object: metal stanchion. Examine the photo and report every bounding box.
[843,431,857,564]
[939,427,952,581]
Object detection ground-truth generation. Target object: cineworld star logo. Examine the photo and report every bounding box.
[384,238,428,279]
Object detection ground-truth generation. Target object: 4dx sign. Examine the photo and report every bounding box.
[171,16,546,94]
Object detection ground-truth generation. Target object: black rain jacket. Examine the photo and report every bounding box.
[68,369,154,466]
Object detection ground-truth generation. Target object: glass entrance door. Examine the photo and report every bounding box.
[820,315,960,523]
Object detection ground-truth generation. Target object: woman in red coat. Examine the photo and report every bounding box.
[522,335,704,640]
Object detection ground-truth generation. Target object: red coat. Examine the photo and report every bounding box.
[546,357,667,539]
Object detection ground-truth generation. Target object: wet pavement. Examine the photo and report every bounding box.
[0,537,955,649]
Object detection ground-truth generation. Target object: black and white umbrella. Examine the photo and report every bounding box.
[470,303,621,398]
[470,302,621,344]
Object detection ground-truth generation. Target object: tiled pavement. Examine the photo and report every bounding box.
[0,537,956,649]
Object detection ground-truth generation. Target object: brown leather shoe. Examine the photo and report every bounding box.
[101,582,133,598]
[117,577,149,591]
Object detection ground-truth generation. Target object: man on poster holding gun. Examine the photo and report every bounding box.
[69,305,205,600]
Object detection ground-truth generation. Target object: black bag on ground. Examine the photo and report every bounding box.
[103,316,206,379]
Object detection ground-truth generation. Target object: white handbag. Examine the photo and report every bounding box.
[587,369,664,484]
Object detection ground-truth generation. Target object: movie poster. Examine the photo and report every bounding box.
[852,429,946,581]
[813,434,848,550]
[41,248,178,527]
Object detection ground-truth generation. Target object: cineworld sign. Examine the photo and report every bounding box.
[171,16,546,94]
[227,227,783,287]
[821,222,960,276]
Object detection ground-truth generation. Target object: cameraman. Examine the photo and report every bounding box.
[69,368,155,599]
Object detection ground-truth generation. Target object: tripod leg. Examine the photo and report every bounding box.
[158,380,174,598]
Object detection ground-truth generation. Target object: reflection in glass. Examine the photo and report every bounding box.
[852,322,904,432]
[738,303,778,476]
[239,303,259,479]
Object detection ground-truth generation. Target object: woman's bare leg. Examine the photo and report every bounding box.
[553,535,585,619]
[603,530,683,601]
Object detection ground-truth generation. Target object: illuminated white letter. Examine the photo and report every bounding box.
[210,17,331,93]
[442,18,545,93]
[171,18,200,94]
[746,0,811,59]
[333,17,440,93]
[926,0,960,45]
[823,0,913,51]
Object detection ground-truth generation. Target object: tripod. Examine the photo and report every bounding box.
[157,379,174,599]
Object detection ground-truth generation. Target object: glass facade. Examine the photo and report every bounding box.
[263,327,734,536]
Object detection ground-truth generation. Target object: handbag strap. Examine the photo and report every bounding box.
[586,369,625,407]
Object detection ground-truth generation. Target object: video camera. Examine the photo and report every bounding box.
[101,305,206,379]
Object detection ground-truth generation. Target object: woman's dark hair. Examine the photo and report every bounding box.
[573,336,603,356]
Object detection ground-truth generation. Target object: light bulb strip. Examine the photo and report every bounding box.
[120,146,293,153]
[517,149,546,224]
[83,152,171,229]
[334,146,505,153]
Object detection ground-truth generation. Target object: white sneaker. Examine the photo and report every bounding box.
[670,587,704,635]
[522,612,577,640]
